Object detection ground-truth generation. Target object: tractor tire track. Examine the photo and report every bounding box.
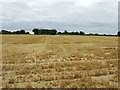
[53,36,67,53]
[26,36,49,63]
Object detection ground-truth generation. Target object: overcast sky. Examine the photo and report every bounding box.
[1,0,118,34]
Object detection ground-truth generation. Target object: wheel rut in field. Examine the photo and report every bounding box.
[54,36,73,44]
[53,36,67,53]
[26,36,49,63]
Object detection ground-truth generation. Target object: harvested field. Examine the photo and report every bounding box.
[2,35,118,88]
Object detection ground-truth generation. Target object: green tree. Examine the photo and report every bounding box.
[63,30,68,34]
[26,32,29,34]
[89,33,93,35]
[20,30,25,34]
[32,28,39,35]
[57,32,62,34]
[51,29,57,35]
[75,31,79,35]
[117,31,120,36]
[95,33,99,35]
[79,31,85,35]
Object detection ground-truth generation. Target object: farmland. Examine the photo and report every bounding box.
[2,35,118,88]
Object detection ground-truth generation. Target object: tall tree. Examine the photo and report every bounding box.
[63,30,68,34]
[79,31,85,35]
[20,29,25,34]
[32,28,39,35]
[117,31,120,36]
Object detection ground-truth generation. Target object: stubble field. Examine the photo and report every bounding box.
[2,35,118,88]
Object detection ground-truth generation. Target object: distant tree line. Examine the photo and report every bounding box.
[57,30,85,35]
[1,29,120,36]
[56,30,119,36]
[0,30,29,34]
[32,28,57,35]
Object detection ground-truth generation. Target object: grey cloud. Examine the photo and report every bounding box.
[1,1,118,34]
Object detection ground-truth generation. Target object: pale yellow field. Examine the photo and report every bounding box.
[2,35,118,88]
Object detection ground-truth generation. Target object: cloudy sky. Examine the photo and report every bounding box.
[1,0,118,34]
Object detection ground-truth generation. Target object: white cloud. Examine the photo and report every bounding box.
[0,0,119,2]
